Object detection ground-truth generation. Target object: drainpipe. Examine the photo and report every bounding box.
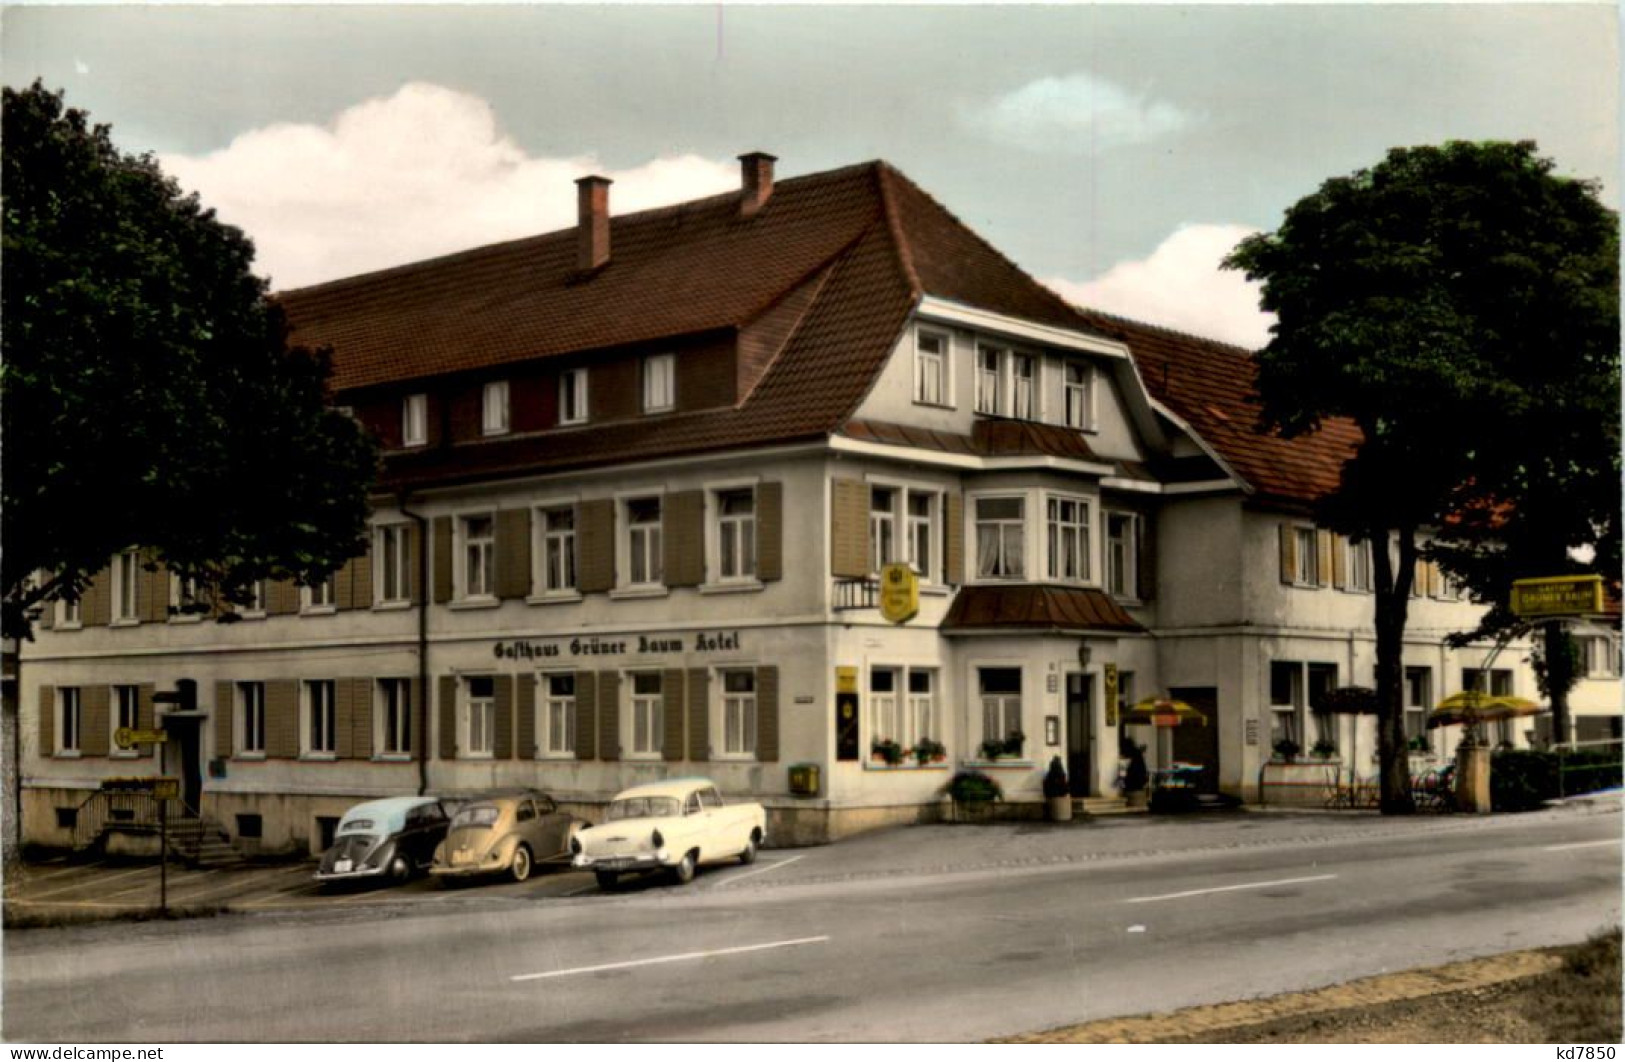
[398,494,431,797]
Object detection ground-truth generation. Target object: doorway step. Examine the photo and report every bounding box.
[1073,796,1145,816]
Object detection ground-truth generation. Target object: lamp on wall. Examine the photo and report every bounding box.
[1077,643,1092,670]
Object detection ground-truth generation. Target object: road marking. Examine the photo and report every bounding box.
[22,861,105,885]
[21,863,155,900]
[716,854,804,888]
[1543,838,1622,852]
[166,865,297,904]
[1124,874,1338,904]
[509,935,831,982]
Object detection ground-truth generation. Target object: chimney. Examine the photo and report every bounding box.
[738,151,777,218]
[576,175,612,271]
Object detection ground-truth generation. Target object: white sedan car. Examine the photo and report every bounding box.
[571,778,767,889]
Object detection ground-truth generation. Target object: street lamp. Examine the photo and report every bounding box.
[1077,643,1092,670]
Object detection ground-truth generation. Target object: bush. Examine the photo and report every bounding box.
[1492,748,1623,811]
[947,770,1002,805]
[1042,757,1069,799]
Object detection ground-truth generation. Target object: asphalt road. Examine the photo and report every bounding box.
[4,807,1619,1042]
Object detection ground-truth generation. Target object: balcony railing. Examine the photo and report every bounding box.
[832,577,879,612]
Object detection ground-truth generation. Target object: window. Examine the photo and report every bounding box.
[905,669,938,749]
[1582,635,1621,678]
[559,369,588,425]
[461,514,495,598]
[482,380,510,435]
[1105,512,1136,597]
[304,575,336,611]
[171,573,203,620]
[376,524,410,605]
[242,580,265,615]
[1462,668,1514,697]
[112,549,140,622]
[1269,662,1301,749]
[1404,667,1432,743]
[1294,527,1318,586]
[976,497,1025,579]
[629,672,663,756]
[1064,362,1094,430]
[238,682,266,755]
[303,680,336,757]
[626,498,663,586]
[914,329,948,406]
[1307,663,1338,747]
[540,507,577,593]
[870,668,899,746]
[56,688,81,754]
[112,685,139,756]
[235,814,263,840]
[721,669,757,756]
[870,488,897,572]
[906,493,934,580]
[542,673,576,756]
[979,668,1023,750]
[378,678,411,757]
[1047,497,1091,582]
[1011,354,1036,420]
[975,346,1002,414]
[402,394,427,447]
[59,596,82,628]
[464,676,495,757]
[716,489,757,581]
[643,354,675,413]
[1346,538,1373,593]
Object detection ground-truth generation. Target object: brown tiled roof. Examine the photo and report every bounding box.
[1071,309,1362,508]
[940,585,1145,634]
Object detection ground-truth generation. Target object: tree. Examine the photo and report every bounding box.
[2,82,377,639]
[1225,140,1618,812]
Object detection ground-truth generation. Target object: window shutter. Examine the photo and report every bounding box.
[438,676,457,760]
[597,671,620,761]
[408,523,424,605]
[945,492,965,585]
[352,550,374,609]
[266,680,298,759]
[575,671,597,760]
[38,597,53,631]
[334,678,355,759]
[1315,530,1333,588]
[1137,509,1158,601]
[432,517,454,604]
[38,686,54,757]
[1427,560,1443,599]
[755,665,779,763]
[663,491,705,588]
[495,509,533,600]
[493,675,514,759]
[757,482,783,582]
[215,681,234,758]
[662,668,686,762]
[139,685,157,759]
[687,669,710,761]
[334,561,354,613]
[831,479,870,579]
[350,678,373,760]
[577,500,616,593]
[1278,524,1296,585]
[517,675,537,758]
[141,555,168,623]
[1331,534,1349,590]
[86,568,111,626]
[83,686,110,756]
[268,580,300,616]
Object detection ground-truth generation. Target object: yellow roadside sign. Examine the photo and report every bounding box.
[835,667,859,695]
[114,727,169,749]
[1510,575,1605,619]
[878,563,919,624]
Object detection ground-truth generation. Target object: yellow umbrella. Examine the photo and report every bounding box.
[1428,692,1547,729]
[1122,696,1208,728]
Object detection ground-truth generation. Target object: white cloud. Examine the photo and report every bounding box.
[964,73,1193,153]
[1044,223,1274,350]
[160,82,739,290]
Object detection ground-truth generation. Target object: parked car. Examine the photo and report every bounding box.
[315,796,453,886]
[571,778,766,889]
[430,789,581,884]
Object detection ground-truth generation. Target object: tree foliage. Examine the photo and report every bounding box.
[1226,140,1618,807]
[2,82,377,639]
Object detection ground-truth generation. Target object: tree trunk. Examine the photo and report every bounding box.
[1545,621,1574,746]
[1371,527,1417,814]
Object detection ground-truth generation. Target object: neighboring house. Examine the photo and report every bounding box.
[18,154,1567,851]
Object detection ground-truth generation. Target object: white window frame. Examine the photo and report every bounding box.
[905,491,938,583]
[111,685,140,759]
[1346,537,1373,593]
[238,681,266,758]
[869,666,939,754]
[402,393,428,447]
[710,485,759,585]
[1583,634,1622,678]
[620,495,665,590]
[458,512,497,601]
[627,671,664,759]
[1064,361,1096,430]
[1010,352,1038,420]
[870,486,899,574]
[1105,511,1137,597]
[913,328,950,408]
[1046,494,1092,584]
[642,354,676,413]
[1294,526,1319,587]
[973,493,1026,581]
[977,666,1024,754]
[1268,661,1302,751]
[57,596,83,629]
[302,679,337,759]
[482,380,510,436]
[111,549,140,624]
[239,580,266,619]
[302,575,337,614]
[375,523,411,606]
[718,668,758,759]
[559,369,589,426]
[56,687,81,756]
[169,573,204,623]
[533,502,580,599]
[975,344,1004,414]
[539,672,577,759]
[376,678,412,759]
[462,675,496,759]
[1404,667,1432,747]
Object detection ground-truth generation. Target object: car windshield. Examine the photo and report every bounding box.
[450,805,500,829]
[606,797,680,821]
[338,819,375,834]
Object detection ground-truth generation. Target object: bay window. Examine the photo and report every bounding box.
[976,497,1025,579]
[1047,496,1091,582]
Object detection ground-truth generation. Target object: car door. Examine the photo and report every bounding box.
[514,798,541,853]
[531,794,570,858]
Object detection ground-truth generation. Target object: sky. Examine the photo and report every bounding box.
[4,4,1618,349]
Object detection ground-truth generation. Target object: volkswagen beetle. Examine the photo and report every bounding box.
[315,796,452,886]
[430,789,581,884]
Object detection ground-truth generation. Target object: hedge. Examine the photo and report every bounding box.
[1492,748,1623,812]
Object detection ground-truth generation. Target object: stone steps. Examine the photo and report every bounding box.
[1073,796,1145,816]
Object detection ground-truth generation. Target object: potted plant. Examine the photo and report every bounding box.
[1310,737,1338,760]
[1043,756,1072,822]
[911,737,947,766]
[1118,736,1149,808]
[1273,737,1301,763]
[1407,734,1431,754]
[870,737,905,767]
[946,769,1002,821]
[978,737,1006,762]
[1002,730,1026,759]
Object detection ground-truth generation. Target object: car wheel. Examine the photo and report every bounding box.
[390,855,412,882]
[510,844,533,883]
[739,834,759,865]
[594,870,619,891]
[671,851,697,886]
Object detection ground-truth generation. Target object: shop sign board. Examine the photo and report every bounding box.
[101,776,180,800]
[114,727,168,750]
[878,564,919,624]
[1510,575,1605,618]
[1103,664,1119,726]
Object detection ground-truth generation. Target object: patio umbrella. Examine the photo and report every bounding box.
[1122,696,1208,728]
[1427,693,1546,729]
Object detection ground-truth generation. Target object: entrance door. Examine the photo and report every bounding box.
[162,717,203,813]
[1169,687,1219,794]
[1065,673,1094,797]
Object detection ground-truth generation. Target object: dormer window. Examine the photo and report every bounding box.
[643,354,675,413]
[975,346,1002,414]
[1064,363,1094,430]
[482,380,510,436]
[1011,354,1037,419]
[402,393,427,447]
[914,329,949,407]
[559,369,588,425]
